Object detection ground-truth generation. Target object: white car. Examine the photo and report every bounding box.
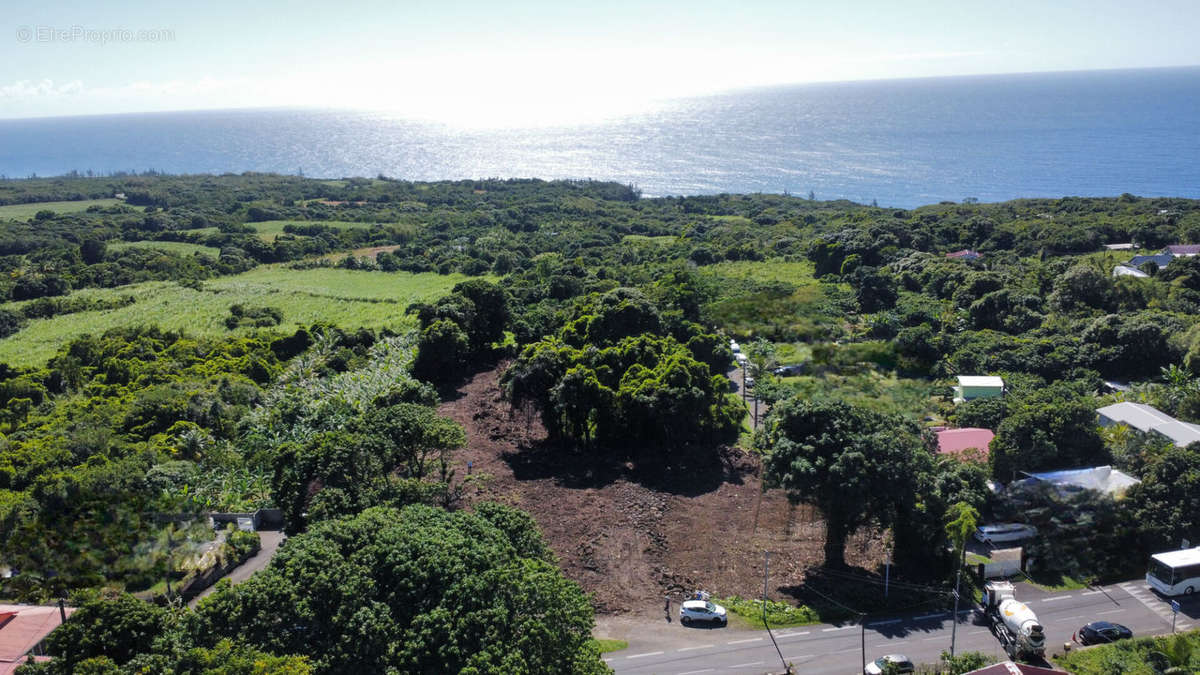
[864,654,914,674]
[974,523,1037,544]
[680,599,727,626]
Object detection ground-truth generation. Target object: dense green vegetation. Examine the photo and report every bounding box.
[1054,629,1200,674]
[4,174,1200,667]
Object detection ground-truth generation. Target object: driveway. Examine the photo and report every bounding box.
[188,530,286,607]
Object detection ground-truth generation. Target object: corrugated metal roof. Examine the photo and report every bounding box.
[957,375,1004,388]
[1097,401,1200,446]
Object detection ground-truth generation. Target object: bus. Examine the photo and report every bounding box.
[1146,546,1200,596]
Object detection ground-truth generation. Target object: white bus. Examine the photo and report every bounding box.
[1146,546,1200,596]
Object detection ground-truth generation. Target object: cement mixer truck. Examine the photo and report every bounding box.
[982,581,1046,660]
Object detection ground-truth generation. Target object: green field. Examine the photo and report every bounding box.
[622,234,676,245]
[250,219,382,241]
[700,259,849,342]
[107,240,223,257]
[0,198,123,219]
[0,266,478,365]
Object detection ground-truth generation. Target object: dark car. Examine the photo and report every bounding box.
[1074,621,1132,645]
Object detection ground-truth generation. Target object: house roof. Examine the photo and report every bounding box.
[1112,265,1149,278]
[963,662,1067,675]
[1166,244,1200,256]
[1128,253,1175,268]
[957,375,1004,388]
[936,428,994,457]
[1104,243,1134,250]
[946,249,981,259]
[1097,401,1200,447]
[0,604,74,673]
[1024,465,1141,497]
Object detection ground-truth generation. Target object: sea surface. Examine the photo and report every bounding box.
[3,67,1199,209]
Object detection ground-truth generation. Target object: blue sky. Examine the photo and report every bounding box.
[3,0,1198,125]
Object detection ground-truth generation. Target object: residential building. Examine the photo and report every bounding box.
[953,375,1004,403]
[1013,465,1141,498]
[1165,244,1200,256]
[1096,401,1200,447]
[946,249,982,260]
[935,427,995,458]
[0,604,75,673]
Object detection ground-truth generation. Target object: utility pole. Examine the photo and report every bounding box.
[741,360,747,406]
[860,613,867,671]
[884,549,890,599]
[950,547,964,658]
[762,551,789,674]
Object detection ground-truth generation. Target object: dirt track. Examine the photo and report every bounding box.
[439,364,885,618]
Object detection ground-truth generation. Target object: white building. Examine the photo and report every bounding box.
[1096,401,1200,447]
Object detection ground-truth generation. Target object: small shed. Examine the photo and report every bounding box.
[953,375,1004,403]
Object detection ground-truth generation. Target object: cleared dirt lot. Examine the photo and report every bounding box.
[439,363,884,617]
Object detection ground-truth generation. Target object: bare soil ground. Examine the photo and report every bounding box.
[439,363,884,618]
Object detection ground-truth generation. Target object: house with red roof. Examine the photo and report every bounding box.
[0,604,74,674]
[946,249,982,260]
[935,427,994,459]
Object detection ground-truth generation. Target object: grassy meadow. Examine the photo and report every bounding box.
[249,219,384,241]
[107,240,223,257]
[0,266,478,365]
[700,259,850,342]
[0,198,122,218]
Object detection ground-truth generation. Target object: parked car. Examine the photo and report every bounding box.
[744,377,755,389]
[773,364,804,376]
[974,523,1037,544]
[1074,621,1132,645]
[864,654,915,674]
[680,599,727,626]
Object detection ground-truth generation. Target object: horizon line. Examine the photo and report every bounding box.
[3,63,1198,124]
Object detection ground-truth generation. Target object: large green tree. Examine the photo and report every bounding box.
[188,505,608,674]
[1127,445,1200,554]
[759,399,927,568]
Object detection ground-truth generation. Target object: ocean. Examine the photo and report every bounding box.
[2,67,1199,209]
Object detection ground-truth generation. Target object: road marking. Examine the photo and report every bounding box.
[914,613,946,621]
[727,637,763,645]
[867,619,903,627]
[822,626,854,632]
[678,644,714,652]
[1098,609,1125,616]
[1042,595,1073,602]
[1061,615,1084,621]
[783,654,810,661]
[678,670,714,675]
[777,631,810,639]
[827,647,860,654]
[728,661,763,669]
[626,651,664,659]
[970,629,990,636]
[1081,590,1104,595]
[924,635,947,641]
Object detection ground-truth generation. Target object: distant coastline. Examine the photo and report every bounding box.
[2,67,1198,208]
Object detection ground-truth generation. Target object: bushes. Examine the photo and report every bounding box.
[719,596,820,628]
[1054,630,1200,674]
[226,530,261,564]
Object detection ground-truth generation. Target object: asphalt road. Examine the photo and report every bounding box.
[607,580,1197,674]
